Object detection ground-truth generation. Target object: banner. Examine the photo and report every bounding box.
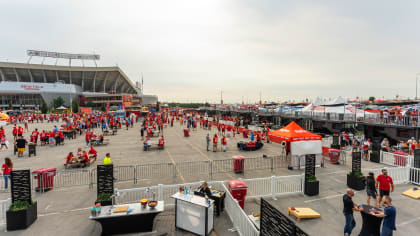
[122,94,133,107]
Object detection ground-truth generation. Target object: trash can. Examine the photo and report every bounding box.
[232,156,244,173]
[32,167,57,192]
[228,179,248,209]
[394,151,408,166]
[328,149,340,164]
[183,129,189,137]
[28,143,36,157]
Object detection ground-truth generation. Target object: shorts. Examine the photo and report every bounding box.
[18,148,25,152]
[379,189,390,197]
[367,191,377,199]
[363,150,369,154]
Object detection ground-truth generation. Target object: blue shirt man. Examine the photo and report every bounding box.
[371,196,396,236]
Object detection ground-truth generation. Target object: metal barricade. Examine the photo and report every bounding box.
[177,160,210,177]
[244,157,272,171]
[0,198,11,227]
[135,163,176,182]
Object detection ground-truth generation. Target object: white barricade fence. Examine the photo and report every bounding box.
[362,166,409,184]
[242,174,304,199]
[0,198,11,227]
[321,136,333,147]
[220,184,259,236]
[380,151,414,168]
[409,167,420,185]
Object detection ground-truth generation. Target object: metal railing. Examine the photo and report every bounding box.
[380,151,414,168]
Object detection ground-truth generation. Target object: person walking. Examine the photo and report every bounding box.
[376,169,394,207]
[343,188,362,236]
[140,127,144,141]
[206,134,210,152]
[213,134,218,152]
[2,158,13,190]
[366,172,378,208]
[371,196,397,236]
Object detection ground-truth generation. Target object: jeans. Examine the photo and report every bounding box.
[4,175,10,189]
[344,213,356,235]
[381,226,393,236]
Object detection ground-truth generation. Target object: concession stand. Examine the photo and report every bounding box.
[172,192,214,235]
[268,121,323,169]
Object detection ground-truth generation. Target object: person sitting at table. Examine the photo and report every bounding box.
[381,138,390,152]
[76,147,83,159]
[88,145,98,160]
[49,131,55,145]
[158,135,165,147]
[80,150,90,167]
[143,138,152,151]
[196,181,212,197]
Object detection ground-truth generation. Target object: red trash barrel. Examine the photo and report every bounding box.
[183,129,189,137]
[32,167,57,192]
[393,151,408,166]
[228,179,248,209]
[243,130,248,138]
[232,156,245,173]
[328,149,340,164]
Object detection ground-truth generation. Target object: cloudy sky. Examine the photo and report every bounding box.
[1,0,420,103]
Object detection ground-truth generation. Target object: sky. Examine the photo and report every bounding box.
[1,0,420,103]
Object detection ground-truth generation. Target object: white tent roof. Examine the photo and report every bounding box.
[325,96,347,106]
[313,97,324,106]
[56,106,67,110]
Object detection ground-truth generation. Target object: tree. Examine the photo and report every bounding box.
[8,101,13,110]
[86,99,95,108]
[40,101,48,114]
[368,96,375,103]
[101,103,106,112]
[72,100,80,113]
[156,101,160,111]
[52,96,65,108]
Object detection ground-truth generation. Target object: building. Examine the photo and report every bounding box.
[0,51,158,109]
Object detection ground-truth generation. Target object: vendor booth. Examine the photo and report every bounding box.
[268,121,322,169]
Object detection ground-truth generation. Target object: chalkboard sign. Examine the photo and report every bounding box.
[11,170,32,204]
[352,152,361,172]
[97,165,114,197]
[332,134,339,145]
[260,198,309,236]
[305,154,316,178]
[260,198,294,236]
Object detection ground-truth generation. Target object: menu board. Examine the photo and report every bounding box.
[260,198,294,236]
[97,165,114,196]
[11,170,32,204]
[260,198,309,236]
[305,154,316,178]
[352,152,362,172]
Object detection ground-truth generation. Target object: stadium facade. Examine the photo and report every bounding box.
[0,52,158,109]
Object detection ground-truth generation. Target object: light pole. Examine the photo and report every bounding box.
[416,73,420,100]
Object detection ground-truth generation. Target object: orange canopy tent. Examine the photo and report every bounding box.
[268,121,322,143]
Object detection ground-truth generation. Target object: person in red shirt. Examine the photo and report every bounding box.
[49,131,55,144]
[31,129,39,144]
[2,158,13,189]
[213,134,218,152]
[12,125,17,140]
[376,169,394,207]
[85,131,91,147]
[80,150,90,167]
[88,145,98,160]
[221,135,227,152]
[17,126,23,137]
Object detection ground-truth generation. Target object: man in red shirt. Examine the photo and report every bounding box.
[213,134,218,152]
[17,126,23,137]
[376,169,394,207]
[31,129,39,144]
[85,131,91,147]
[221,135,227,152]
[80,151,90,167]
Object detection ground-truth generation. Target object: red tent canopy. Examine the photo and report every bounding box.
[268,121,322,143]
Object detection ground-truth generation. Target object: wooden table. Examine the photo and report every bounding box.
[89,202,164,235]
[288,207,320,222]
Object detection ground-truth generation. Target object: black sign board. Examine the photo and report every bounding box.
[352,152,362,172]
[11,170,32,204]
[305,154,316,178]
[332,134,339,145]
[260,198,308,236]
[97,165,114,196]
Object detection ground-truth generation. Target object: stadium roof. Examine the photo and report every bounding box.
[0,62,138,95]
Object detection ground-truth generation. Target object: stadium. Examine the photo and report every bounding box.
[0,50,158,110]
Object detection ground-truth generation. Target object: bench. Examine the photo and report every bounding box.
[91,138,110,146]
